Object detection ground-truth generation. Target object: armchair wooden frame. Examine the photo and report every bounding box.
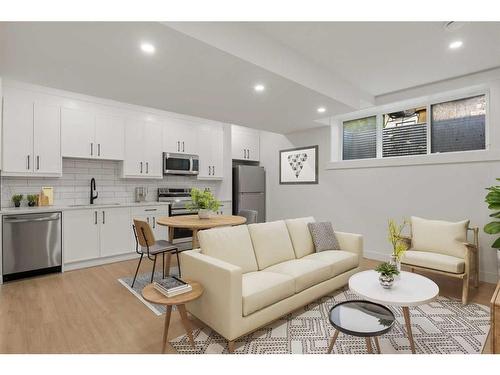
[399,227,479,305]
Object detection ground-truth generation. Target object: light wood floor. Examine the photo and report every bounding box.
[0,257,496,354]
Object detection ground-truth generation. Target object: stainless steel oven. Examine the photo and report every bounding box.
[163,152,199,176]
[158,188,198,249]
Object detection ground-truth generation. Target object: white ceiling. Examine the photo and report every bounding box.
[252,22,500,96]
[1,22,499,134]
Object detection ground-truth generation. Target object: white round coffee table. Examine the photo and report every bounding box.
[349,270,439,354]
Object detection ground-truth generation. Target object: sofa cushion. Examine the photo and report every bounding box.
[411,216,468,258]
[303,250,358,277]
[264,259,331,293]
[241,271,295,316]
[248,220,296,270]
[198,225,258,273]
[285,217,316,258]
[402,250,465,274]
[308,222,340,252]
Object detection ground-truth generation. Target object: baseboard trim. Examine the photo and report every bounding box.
[63,252,140,272]
[363,250,499,284]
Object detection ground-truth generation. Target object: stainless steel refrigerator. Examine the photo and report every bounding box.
[233,165,266,223]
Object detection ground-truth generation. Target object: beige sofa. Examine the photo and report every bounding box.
[180,217,363,351]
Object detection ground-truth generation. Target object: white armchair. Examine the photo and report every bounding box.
[400,216,479,304]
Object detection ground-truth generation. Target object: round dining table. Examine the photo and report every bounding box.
[156,214,247,248]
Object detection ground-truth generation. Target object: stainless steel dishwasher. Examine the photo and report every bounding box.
[2,212,62,282]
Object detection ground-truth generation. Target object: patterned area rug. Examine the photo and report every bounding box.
[118,268,180,315]
[170,289,490,354]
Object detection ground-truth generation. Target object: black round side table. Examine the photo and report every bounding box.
[327,300,395,354]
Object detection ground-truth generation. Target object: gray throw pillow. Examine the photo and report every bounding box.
[308,222,340,252]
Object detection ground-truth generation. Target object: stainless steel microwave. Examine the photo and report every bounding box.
[163,152,199,175]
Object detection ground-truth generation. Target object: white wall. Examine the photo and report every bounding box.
[260,77,500,283]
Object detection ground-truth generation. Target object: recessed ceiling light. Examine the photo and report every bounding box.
[449,40,463,50]
[317,107,326,113]
[254,84,265,92]
[140,42,156,54]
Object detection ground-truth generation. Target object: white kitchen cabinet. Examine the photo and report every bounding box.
[214,200,232,216]
[163,118,198,154]
[61,107,95,159]
[99,207,133,257]
[63,209,100,263]
[62,108,125,160]
[2,92,61,176]
[95,113,125,160]
[197,123,224,180]
[231,125,260,161]
[64,207,133,264]
[123,120,162,178]
[131,205,169,241]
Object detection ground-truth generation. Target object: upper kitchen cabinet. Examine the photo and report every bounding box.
[122,119,162,178]
[61,108,125,160]
[2,91,62,177]
[231,125,260,162]
[163,118,198,154]
[197,123,224,180]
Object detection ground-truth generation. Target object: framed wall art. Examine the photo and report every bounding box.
[279,145,318,184]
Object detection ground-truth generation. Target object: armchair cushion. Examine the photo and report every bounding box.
[402,250,465,274]
[285,217,316,258]
[411,216,469,258]
[198,225,258,273]
[242,271,295,316]
[264,258,331,293]
[248,220,296,270]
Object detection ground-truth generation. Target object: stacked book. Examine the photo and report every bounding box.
[153,276,192,298]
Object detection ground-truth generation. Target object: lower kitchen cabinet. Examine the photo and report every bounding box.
[131,206,169,242]
[63,207,133,264]
[63,209,100,263]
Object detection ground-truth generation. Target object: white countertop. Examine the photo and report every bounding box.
[0,201,171,215]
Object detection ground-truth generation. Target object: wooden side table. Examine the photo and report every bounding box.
[142,280,203,353]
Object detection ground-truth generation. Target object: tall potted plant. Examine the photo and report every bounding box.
[484,178,500,276]
[186,188,221,219]
[387,218,409,272]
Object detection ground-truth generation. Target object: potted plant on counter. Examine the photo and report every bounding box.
[186,188,221,219]
[12,194,23,208]
[27,194,38,207]
[484,178,500,277]
[388,218,409,273]
[375,262,400,289]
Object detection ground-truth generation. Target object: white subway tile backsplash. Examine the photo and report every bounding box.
[1,158,221,207]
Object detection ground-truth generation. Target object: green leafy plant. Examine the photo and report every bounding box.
[27,194,38,205]
[388,218,409,260]
[186,188,221,212]
[375,262,400,277]
[12,194,23,205]
[484,178,500,249]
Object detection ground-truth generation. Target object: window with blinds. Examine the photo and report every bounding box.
[382,107,427,157]
[342,116,377,160]
[431,95,486,153]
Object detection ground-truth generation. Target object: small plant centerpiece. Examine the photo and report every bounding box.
[484,178,500,276]
[186,188,221,219]
[388,218,409,273]
[27,194,38,207]
[375,262,400,289]
[12,194,23,208]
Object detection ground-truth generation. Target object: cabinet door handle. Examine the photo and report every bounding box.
[27,155,30,170]
[102,211,105,224]
[213,165,215,175]
[247,149,250,159]
[98,143,101,157]
[140,162,143,174]
[36,155,40,170]
[182,141,185,152]
[153,217,156,228]
[145,208,157,212]
[177,141,180,152]
[90,143,93,156]
[208,166,211,175]
[94,211,97,225]
[146,162,149,174]
[146,217,150,224]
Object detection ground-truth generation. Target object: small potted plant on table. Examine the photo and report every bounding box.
[27,194,38,207]
[12,194,23,208]
[186,188,221,219]
[375,262,400,289]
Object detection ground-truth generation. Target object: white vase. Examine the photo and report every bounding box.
[198,209,212,219]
